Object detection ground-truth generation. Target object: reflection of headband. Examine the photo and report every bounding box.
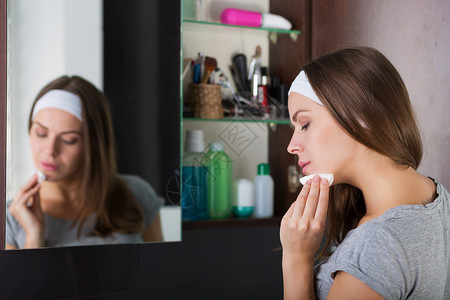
[32,89,83,121]
[288,70,323,106]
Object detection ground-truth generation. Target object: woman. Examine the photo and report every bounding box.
[281,47,450,299]
[6,76,164,249]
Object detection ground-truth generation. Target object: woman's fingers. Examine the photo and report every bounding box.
[283,175,330,230]
[30,193,45,225]
[283,199,296,220]
[302,175,321,217]
[291,179,311,219]
[20,183,41,205]
[15,175,39,203]
[9,179,44,237]
[10,175,41,218]
[21,174,39,191]
[30,190,41,211]
[314,179,330,221]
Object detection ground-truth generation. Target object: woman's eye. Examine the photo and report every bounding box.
[35,131,46,138]
[301,122,310,131]
[62,139,77,145]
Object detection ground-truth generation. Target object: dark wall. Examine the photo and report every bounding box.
[103,0,180,201]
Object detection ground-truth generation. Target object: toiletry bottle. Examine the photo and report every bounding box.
[258,67,270,117]
[254,163,274,218]
[204,142,232,219]
[182,130,208,221]
[220,8,292,30]
[248,46,262,102]
[232,179,255,219]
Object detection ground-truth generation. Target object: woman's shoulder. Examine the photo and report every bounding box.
[435,179,450,201]
[117,174,164,220]
[118,174,156,196]
[118,173,149,186]
[118,174,159,199]
[335,180,449,258]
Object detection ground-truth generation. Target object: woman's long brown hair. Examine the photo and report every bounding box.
[302,47,423,256]
[29,76,144,236]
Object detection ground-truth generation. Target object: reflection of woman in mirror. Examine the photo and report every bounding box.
[6,76,164,249]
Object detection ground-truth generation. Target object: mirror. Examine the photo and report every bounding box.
[4,0,181,248]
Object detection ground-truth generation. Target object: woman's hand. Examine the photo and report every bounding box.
[280,175,330,299]
[9,174,46,248]
[281,175,330,262]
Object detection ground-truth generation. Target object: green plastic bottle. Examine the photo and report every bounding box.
[204,142,232,219]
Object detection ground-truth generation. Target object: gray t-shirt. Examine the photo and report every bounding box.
[6,174,164,248]
[315,179,450,300]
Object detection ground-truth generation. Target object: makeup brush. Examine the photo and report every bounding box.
[201,56,218,84]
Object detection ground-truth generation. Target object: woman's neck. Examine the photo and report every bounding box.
[349,154,436,226]
[38,178,86,220]
[40,179,82,203]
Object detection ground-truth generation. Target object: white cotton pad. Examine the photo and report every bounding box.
[36,170,47,183]
[300,174,334,186]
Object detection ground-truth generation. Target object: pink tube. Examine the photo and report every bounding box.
[220,8,262,27]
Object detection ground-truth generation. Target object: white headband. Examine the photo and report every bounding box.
[32,89,83,121]
[288,70,323,106]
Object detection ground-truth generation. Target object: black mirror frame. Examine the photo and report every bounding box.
[0,0,7,249]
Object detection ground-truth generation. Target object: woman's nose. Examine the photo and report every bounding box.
[287,132,303,155]
[44,137,60,156]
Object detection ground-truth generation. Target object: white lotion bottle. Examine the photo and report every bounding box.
[232,179,255,219]
[253,163,274,218]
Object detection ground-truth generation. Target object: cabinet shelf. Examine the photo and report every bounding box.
[183,19,301,42]
[183,117,291,125]
[181,8,298,231]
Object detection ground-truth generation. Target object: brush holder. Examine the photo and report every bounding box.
[188,83,223,119]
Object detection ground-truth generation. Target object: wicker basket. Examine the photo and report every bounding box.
[188,83,223,119]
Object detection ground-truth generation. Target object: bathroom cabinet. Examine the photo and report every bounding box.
[181,1,310,229]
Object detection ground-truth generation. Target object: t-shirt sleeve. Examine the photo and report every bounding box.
[330,225,409,299]
[5,200,21,248]
[121,175,165,228]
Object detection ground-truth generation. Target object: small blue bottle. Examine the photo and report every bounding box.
[182,130,208,220]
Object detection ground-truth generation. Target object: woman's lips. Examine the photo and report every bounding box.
[298,161,310,174]
[41,162,58,171]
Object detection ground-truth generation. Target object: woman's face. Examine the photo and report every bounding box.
[30,108,84,182]
[287,93,358,184]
